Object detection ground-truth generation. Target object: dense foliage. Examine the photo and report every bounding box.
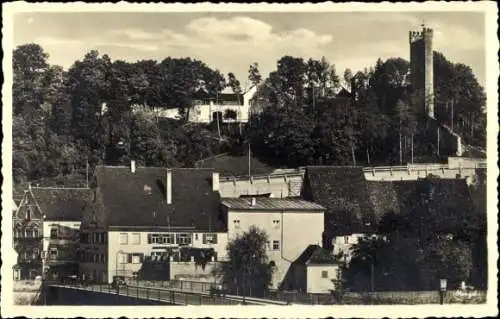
[214,226,274,297]
[13,43,486,183]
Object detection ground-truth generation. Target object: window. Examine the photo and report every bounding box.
[25,229,34,238]
[131,253,144,264]
[131,233,141,245]
[148,233,174,244]
[50,227,58,239]
[151,251,167,261]
[321,270,328,278]
[233,219,240,228]
[119,233,128,245]
[100,254,105,263]
[344,236,349,244]
[119,253,127,264]
[14,230,21,238]
[273,220,280,228]
[176,233,192,246]
[272,240,280,250]
[203,233,218,244]
[34,228,39,238]
[49,248,58,260]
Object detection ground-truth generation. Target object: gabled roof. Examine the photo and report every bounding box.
[195,154,276,177]
[91,166,225,232]
[31,188,93,221]
[295,244,337,265]
[221,197,325,211]
[301,166,376,236]
[14,187,92,222]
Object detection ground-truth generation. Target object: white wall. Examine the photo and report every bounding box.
[107,230,227,283]
[332,233,364,264]
[219,174,303,198]
[306,264,340,294]
[227,209,324,289]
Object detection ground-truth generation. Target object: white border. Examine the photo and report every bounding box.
[2,2,498,318]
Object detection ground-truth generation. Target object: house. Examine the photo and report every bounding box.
[34,187,92,281]
[13,186,91,280]
[79,162,227,283]
[188,86,257,123]
[285,244,341,294]
[13,187,44,280]
[220,197,325,289]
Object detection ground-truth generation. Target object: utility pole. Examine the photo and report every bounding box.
[248,143,251,178]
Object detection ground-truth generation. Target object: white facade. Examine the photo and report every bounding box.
[331,233,365,265]
[80,230,228,283]
[226,208,324,289]
[306,264,341,294]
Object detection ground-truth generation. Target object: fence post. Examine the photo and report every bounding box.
[137,285,139,298]
[185,292,188,305]
[199,294,202,305]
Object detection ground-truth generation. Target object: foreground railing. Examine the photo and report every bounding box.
[47,282,287,305]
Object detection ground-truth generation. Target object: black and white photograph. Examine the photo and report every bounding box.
[1,2,498,318]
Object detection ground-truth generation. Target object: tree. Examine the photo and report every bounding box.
[433,52,486,146]
[13,43,50,115]
[343,68,353,91]
[227,72,242,104]
[214,226,274,297]
[248,62,262,87]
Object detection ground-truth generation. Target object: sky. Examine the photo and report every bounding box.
[13,11,486,89]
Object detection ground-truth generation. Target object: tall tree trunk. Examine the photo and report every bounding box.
[399,122,402,165]
[351,141,356,166]
[411,133,414,164]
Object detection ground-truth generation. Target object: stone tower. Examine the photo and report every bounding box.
[409,26,434,119]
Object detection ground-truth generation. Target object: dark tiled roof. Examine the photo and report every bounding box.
[301,166,376,236]
[31,188,93,221]
[221,197,325,211]
[294,244,337,265]
[195,155,275,177]
[92,166,225,232]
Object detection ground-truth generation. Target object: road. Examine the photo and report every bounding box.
[50,284,273,305]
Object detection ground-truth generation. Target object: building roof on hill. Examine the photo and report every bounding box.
[295,244,338,265]
[301,166,377,236]
[221,197,325,211]
[91,166,225,232]
[30,188,93,221]
[195,154,276,177]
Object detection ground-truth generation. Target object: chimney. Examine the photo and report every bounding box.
[251,197,256,206]
[166,169,172,204]
[131,160,136,173]
[212,171,220,191]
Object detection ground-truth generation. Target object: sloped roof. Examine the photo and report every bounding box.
[195,155,276,177]
[92,166,225,231]
[301,166,376,236]
[30,188,93,221]
[221,197,325,211]
[295,244,337,265]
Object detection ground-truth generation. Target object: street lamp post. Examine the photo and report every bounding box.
[115,250,124,292]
